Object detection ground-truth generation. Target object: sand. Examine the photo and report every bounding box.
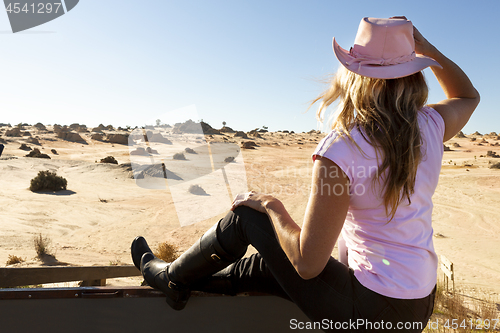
[0,125,499,300]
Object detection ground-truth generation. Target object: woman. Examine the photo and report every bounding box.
[132,17,479,331]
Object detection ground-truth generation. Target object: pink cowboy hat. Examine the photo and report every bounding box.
[333,17,442,79]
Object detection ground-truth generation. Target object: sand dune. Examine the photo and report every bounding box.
[0,125,499,299]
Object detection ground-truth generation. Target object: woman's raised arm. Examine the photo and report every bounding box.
[414,26,480,141]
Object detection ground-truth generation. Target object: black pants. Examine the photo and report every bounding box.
[201,206,435,332]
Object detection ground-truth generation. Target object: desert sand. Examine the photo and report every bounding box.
[0,124,499,301]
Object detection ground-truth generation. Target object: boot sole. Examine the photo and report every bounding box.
[131,236,152,271]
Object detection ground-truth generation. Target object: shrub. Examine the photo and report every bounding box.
[30,170,67,192]
[100,156,118,164]
[33,233,53,258]
[154,241,179,263]
[6,254,25,265]
[185,147,196,154]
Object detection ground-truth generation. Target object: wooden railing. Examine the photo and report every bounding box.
[0,265,140,288]
[0,266,319,332]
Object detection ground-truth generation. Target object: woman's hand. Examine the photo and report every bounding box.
[412,26,437,58]
[388,16,436,57]
[230,191,277,214]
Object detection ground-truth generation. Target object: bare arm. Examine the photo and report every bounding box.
[231,156,350,279]
[414,26,480,141]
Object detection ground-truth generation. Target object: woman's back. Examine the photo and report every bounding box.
[314,105,445,298]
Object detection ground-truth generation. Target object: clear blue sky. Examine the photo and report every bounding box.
[1,0,498,134]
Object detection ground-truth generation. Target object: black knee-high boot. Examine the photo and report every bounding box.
[191,253,292,301]
[139,224,246,310]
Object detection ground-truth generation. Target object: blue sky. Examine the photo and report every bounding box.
[1,0,498,134]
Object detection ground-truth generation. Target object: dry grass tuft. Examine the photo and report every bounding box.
[33,233,54,258]
[154,241,179,263]
[424,281,499,332]
[109,258,124,266]
[6,254,25,265]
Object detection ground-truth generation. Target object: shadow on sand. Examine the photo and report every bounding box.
[38,254,70,266]
[32,190,77,196]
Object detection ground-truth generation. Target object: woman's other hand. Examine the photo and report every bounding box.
[231,191,278,214]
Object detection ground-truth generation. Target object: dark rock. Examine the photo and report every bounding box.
[100,156,118,164]
[241,141,258,149]
[234,131,248,139]
[27,137,40,145]
[220,126,235,134]
[5,128,22,137]
[19,143,32,151]
[172,120,202,134]
[188,184,208,195]
[148,132,172,144]
[34,123,47,131]
[25,148,50,159]
[91,133,104,141]
[107,133,128,145]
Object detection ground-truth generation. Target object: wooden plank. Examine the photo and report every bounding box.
[0,266,141,288]
[441,255,453,272]
[440,262,453,280]
[440,255,454,281]
[0,286,163,300]
[0,288,319,333]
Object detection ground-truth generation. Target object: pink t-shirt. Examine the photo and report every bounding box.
[312,106,444,299]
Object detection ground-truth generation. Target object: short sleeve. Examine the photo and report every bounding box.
[312,131,356,186]
[422,106,445,141]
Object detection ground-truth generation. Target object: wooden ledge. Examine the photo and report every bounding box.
[0,265,141,288]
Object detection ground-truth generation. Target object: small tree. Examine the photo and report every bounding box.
[156,119,161,126]
[222,121,226,127]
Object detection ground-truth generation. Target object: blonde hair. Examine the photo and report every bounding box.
[312,66,428,221]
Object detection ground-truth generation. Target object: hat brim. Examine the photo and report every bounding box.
[333,38,442,79]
